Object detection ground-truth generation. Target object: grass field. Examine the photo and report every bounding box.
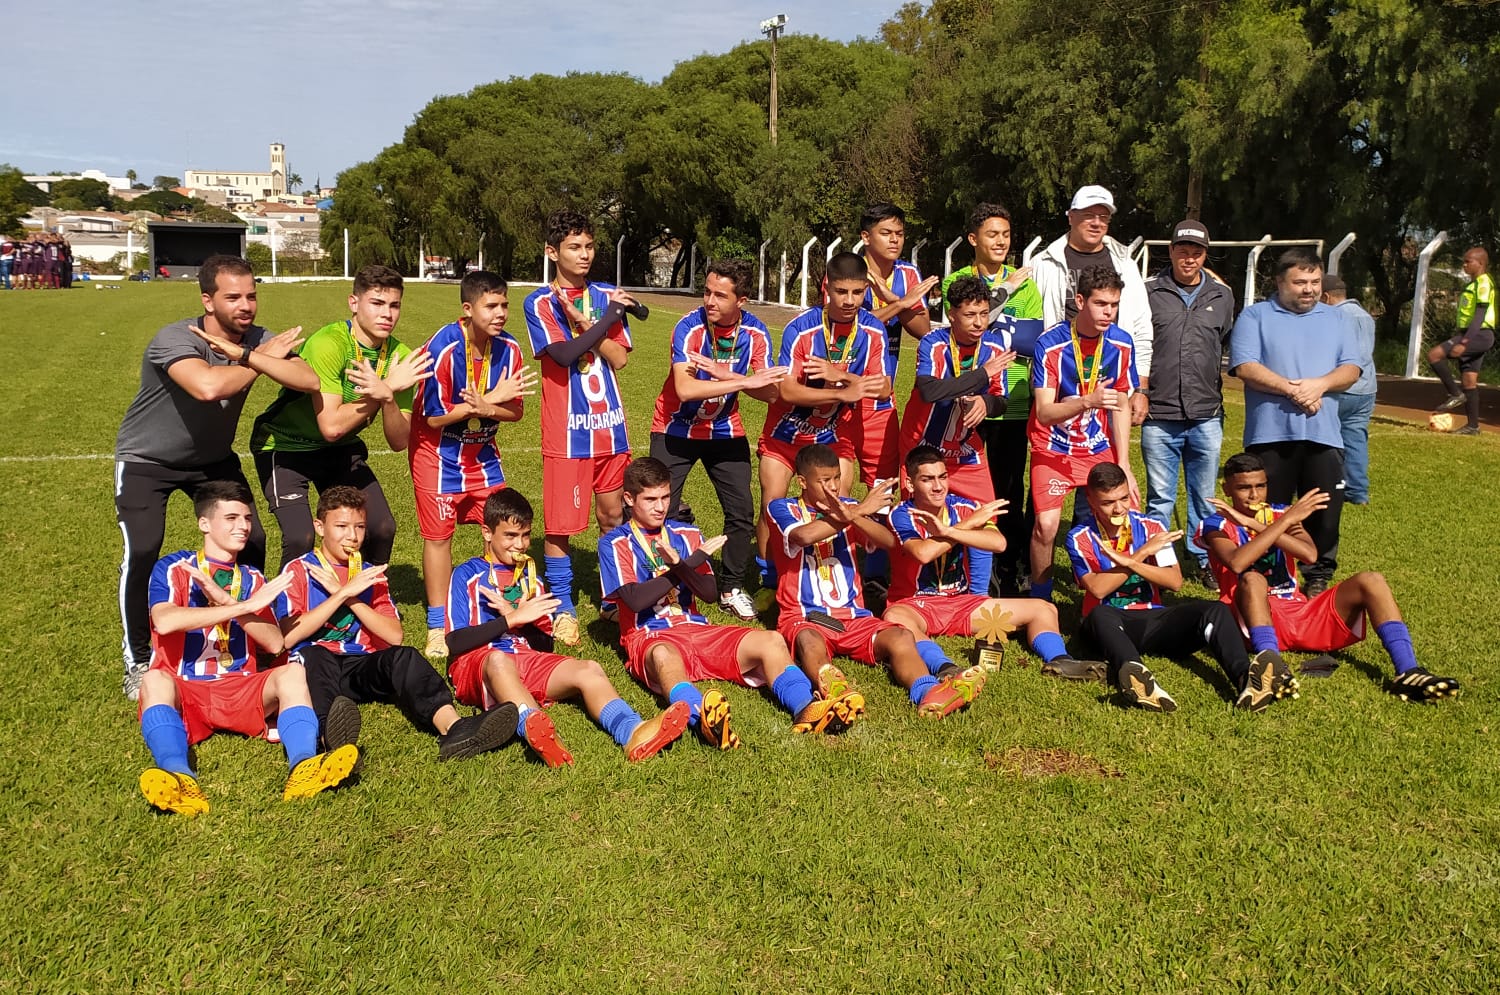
[1,280,1498,993]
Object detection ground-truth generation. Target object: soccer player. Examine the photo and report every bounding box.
[1028,266,1140,602]
[648,258,788,620]
[599,458,860,745]
[1068,463,1291,713]
[1429,246,1494,435]
[250,264,432,570]
[767,444,983,719]
[446,488,690,765]
[522,210,639,645]
[409,270,538,657]
[756,252,890,583]
[136,481,359,816]
[1198,452,1460,702]
[275,486,519,762]
[885,446,1107,682]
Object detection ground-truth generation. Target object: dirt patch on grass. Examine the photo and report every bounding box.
[985,747,1123,779]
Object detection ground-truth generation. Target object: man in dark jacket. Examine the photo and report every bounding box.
[1141,220,1234,584]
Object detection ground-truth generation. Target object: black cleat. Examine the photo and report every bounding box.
[1237,649,1300,712]
[1435,393,1466,412]
[1389,668,1461,703]
[1117,661,1177,713]
[1040,655,1109,684]
[439,702,520,761]
[1452,425,1481,436]
[324,696,364,779]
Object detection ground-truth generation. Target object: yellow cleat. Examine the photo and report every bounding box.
[625,701,690,762]
[698,689,741,750]
[792,689,864,735]
[814,663,852,700]
[424,628,448,659]
[551,613,581,647]
[140,768,209,816]
[282,744,360,802]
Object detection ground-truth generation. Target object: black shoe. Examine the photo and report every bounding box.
[323,696,363,778]
[1299,653,1340,679]
[1435,393,1466,412]
[438,702,519,760]
[1452,425,1481,436]
[1116,661,1177,713]
[1302,577,1329,599]
[1389,668,1461,703]
[1040,656,1108,684]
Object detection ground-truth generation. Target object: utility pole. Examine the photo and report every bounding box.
[760,14,787,145]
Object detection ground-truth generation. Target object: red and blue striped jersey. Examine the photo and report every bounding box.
[597,520,712,636]
[272,553,398,655]
[446,555,550,655]
[148,550,274,679]
[650,307,772,440]
[522,284,632,458]
[767,496,873,620]
[1066,511,1171,615]
[409,320,524,494]
[897,325,1012,468]
[863,259,926,395]
[1029,322,1139,456]
[1196,504,1301,602]
[761,307,888,447]
[887,495,981,602]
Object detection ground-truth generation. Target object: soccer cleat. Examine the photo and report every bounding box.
[139,768,209,816]
[599,602,619,624]
[1299,653,1340,678]
[123,660,148,702]
[792,689,865,734]
[1452,425,1481,436]
[697,689,741,750]
[1302,577,1329,599]
[1389,668,1461,703]
[916,672,983,719]
[813,663,852,701]
[438,702,519,761]
[1040,656,1109,684]
[625,701,691,762]
[424,628,449,659]
[522,710,574,768]
[323,695,364,778]
[719,588,759,621]
[282,744,360,802]
[1435,392,1467,412]
[552,613,581,647]
[1237,649,1300,712]
[1117,661,1178,713]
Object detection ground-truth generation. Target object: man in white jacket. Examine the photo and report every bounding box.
[1031,185,1153,425]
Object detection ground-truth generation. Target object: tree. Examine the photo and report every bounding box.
[0,165,49,234]
[152,175,181,191]
[191,202,242,224]
[126,169,137,186]
[286,171,303,193]
[130,189,194,216]
[48,177,113,211]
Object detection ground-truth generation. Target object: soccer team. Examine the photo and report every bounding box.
[114,193,1468,817]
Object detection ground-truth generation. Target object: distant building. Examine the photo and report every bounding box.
[24,169,132,193]
[184,142,287,201]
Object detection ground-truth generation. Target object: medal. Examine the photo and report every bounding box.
[464,317,494,433]
[313,547,362,583]
[348,320,391,378]
[1110,515,1132,552]
[1071,324,1106,396]
[630,521,671,578]
[932,501,965,592]
[196,551,243,669]
[1251,503,1276,526]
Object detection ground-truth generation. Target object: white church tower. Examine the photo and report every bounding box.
[269,142,286,195]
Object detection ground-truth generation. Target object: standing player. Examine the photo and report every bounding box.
[1429,246,1493,436]
[410,271,538,657]
[648,259,787,620]
[250,264,432,571]
[600,458,859,745]
[1028,267,1140,602]
[136,481,358,816]
[523,210,639,645]
[1198,452,1460,702]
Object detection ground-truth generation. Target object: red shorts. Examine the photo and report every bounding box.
[414,481,506,542]
[758,436,805,475]
[542,452,629,536]
[886,593,990,638]
[1268,585,1364,653]
[840,403,899,485]
[158,671,276,746]
[779,613,898,666]
[1029,448,1118,514]
[622,624,760,692]
[449,645,572,708]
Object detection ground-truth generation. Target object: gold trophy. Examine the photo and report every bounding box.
[969,603,1016,672]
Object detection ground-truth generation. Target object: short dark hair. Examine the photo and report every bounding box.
[706,258,754,299]
[545,209,593,249]
[623,456,671,495]
[1274,248,1323,277]
[194,479,253,517]
[859,203,905,233]
[315,485,366,518]
[199,255,253,295]
[1085,461,1128,493]
[905,444,946,478]
[484,487,533,529]
[1076,266,1124,299]
[795,443,841,477]
[1221,452,1266,480]
[352,264,403,298]
[967,202,1011,234]
[825,251,868,285]
[1321,273,1347,297]
[946,275,990,309]
[461,270,507,306]
[1465,246,1490,268]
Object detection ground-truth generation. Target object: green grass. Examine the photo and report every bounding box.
[1,280,1498,993]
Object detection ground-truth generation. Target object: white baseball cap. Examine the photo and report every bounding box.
[1069,185,1116,215]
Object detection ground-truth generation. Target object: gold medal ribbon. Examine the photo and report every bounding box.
[196,551,243,666]
[1070,324,1106,396]
[349,320,391,378]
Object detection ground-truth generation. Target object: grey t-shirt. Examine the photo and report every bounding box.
[115,317,269,467]
[1063,244,1111,322]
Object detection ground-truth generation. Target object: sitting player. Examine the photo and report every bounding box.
[884,446,1106,682]
[1199,452,1460,702]
[1069,463,1294,713]
[767,444,983,719]
[446,488,690,765]
[275,486,519,763]
[136,481,359,815]
[600,458,863,745]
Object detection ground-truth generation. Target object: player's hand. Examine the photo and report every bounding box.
[256,325,306,360]
[866,274,900,305]
[854,478,898,518]
[508,590,561,627]
[184,563,235,606]
[1285,488,1331,524]
[686,353,734,380]
[381,348,435,394]
[243,571,295,613]
[606,289,639,309]
[1085,386,1121,411]
[698,534,729,557]
[802,356,840,384]
[1208,497,1259,530]
[909,507,958,541]
[657,539,682,567]
[859,373,889,399]
[1130,391,1149,426]
[1284,378,1323,413]
[1001,266,1033,294]
[741,365,790,390]
[901,276,941,309]
[347,359,394,402]
[189,322,256,363]
[486,364,540,404]
[810,494,852,525]
[965,498,1011,525]
[982,348,1016,380]
[960,395,988,430]
[339,564,387,599]
[1126,470,1142,509]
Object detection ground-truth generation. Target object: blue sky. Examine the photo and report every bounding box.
[2,0,903,187]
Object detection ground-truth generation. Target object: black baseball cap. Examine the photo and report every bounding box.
[1170,220,1211,248]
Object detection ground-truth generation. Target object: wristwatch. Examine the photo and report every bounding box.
[239,346,253,367]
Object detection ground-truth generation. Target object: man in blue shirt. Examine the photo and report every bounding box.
[1322,275,1377,506]
[1228,249,1361,596]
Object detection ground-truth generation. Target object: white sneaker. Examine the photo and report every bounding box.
[719,588,758,621]
[424,628,449,659]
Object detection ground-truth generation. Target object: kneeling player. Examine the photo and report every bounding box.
[137,481,358,816]
[767,444,982,719]
[275,486,519,764]
[600,457,860,745]
[884,446,1105,682]
[1199,452,1460,702]
[446,489,690,765]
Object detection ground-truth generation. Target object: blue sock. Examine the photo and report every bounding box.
[544,555,576,615]
[1030,578,1054,602]
[916,639,950,675]
[669,682,704,726]
[1032,630,1067,663]
[140,704,193,776]
[909,674,939,706]
[516,704,534,737]
[1249,625,1280,654]
[279,704,319,769]
[771,667,815,716]
[598,697,643,747]
[756,556,776,585]
[1376,620,1419,675]
[426,605,445,629]
[865,548,889,583]
[968,548,993,596]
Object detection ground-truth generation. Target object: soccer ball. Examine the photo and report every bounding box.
[1428,412,1455,432]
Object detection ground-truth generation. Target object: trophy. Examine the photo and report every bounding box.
[969,603,1016,672]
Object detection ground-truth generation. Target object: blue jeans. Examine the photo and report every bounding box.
[1336,391,1375,503]
[1141,417,1223,567]
[0,258,11,289]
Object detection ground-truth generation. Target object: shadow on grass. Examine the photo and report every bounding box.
[386,563,425,606]
[1175,651,1239,703]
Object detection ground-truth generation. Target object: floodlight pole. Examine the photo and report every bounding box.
[761,14,787,145]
